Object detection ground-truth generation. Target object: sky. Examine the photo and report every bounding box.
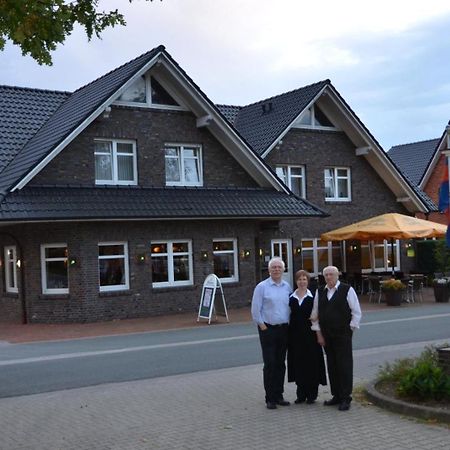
[2,0,450,150]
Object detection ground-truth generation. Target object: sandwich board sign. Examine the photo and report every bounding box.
[197,274,229,324]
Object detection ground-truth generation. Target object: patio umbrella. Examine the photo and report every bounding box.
[320,213,447,275]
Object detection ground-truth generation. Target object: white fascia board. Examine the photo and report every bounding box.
[158,55,290,193]
[260,86,327,159]
[325,86,427,213]
[13,52,163,191]
[419,134,447,189]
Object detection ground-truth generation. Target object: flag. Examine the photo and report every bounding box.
[438,156,450,246]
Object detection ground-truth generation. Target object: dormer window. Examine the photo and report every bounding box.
[295,104,336,129]
[165,144,203,186]
[116,75,181,109]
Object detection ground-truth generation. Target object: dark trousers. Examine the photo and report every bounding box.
[296,383,318,402]
[323,330,353,401]
[258,324,288,403]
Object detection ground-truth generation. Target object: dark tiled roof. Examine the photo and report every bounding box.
[0,186,326,221]
[0,86,69,172]
[229,80,330,155]
[216,104,242,124]
[0,45,165,197]
[388,138,440,186]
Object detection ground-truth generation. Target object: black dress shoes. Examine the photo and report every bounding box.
[338,399,351,411]
[294,397,306,404]
[306,398,316,404]
[323,397,341,406]
[266,402,277,409]
[277,398,290,406]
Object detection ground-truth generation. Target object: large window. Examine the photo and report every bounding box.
[151,240,193,287]
[4,246,18,293]
[165,145,202,186]
[41,244,69,294]
[361,240,400,273]
[95,139,137,185]
[294,104,336,129]
[324,167,351,201]
[275,165,306,198]
[213,239,238,282]
[98,242,129,292]
[301,239,346,276]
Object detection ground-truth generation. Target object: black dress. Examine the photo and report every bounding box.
[287,291,327,401]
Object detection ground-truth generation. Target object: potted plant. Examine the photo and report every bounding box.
[381,278,405,306]
[432,277,450,303]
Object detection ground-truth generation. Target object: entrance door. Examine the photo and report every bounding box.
[271,239,293,287]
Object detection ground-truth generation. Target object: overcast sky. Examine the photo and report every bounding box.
[2,0,450,150]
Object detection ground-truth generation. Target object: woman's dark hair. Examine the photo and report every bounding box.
[295,269,311,282]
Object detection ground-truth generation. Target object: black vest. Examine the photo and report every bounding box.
[318,283,351,335]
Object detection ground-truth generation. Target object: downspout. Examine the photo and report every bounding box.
[0,231,28,324]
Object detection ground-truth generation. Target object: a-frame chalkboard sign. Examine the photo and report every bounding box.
[197,274,229,324]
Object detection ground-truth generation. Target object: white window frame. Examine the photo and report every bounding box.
[275,165,306,198]
[294,104,337,130]
[301,238,346,276]
[98,242,130,292]
[151,240,193,288]
[94,139,138,185]
[4,246,18,293]
[213,238,239,283]
[324,167,351,202]
[41,243,69,295]
[361,240,400,273]
[165,144,203,187]
[114,74,185,111]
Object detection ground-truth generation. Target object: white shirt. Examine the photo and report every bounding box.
[291,289,313,307]
[310,280,362,331]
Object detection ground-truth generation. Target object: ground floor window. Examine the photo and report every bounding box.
[4,246,18,293]
[361,240,400,273]
[213,239,238,282]
[301,239,346,276]
[151,240,193,287]
[41,244,69,294]
[98,242,129,291]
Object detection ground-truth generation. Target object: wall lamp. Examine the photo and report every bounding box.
[136,253,146,264]
[295,246,302,255]
[240,249,251,259]
[69,257,77,267]
[200,250,209,261]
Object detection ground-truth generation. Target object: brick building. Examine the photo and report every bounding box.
[0,46,434,323]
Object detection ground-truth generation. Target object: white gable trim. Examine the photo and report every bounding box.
[419,134,447,189]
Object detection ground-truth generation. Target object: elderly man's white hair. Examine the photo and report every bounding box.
[268,256,285,270]
[322,265,339,276]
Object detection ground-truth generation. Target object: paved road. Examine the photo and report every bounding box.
[0,303,449,398]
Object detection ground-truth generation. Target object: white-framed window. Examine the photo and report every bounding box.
[301,239,346,276]
[213,239,238,283]
[324,167,351,201]
[41,244,69,294]
[98,242,129,292]
[4,246,18,293]
[165,144,203,186]
[95,139,137,185]
[361,240,400,273]
[115,75,182,110]
[294,104,336,130]
[275,165,306,198]
[151,240,193,287]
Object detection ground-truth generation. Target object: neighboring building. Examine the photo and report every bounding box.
[218,82,435,280]
[0,45,435,324]
[389,123,450,224]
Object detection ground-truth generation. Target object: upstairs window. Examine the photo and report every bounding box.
[4,246,18,293]
[165,144,202,186]
[275,165,306,198]
[116,75,180,108]
[95,139,137,185]
[324,167,351,201]
[295,104,335,129]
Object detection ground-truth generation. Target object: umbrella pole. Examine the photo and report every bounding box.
[390,238,395,276]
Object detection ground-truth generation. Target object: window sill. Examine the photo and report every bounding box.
[3,292,19,298]
[99,289,133,298]
[39,294,71,300]
[151,284,196,293]
[325,199,351,203]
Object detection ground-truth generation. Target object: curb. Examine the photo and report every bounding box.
[364,379,450,424]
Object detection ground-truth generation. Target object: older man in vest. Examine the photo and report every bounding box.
[310,266,361,411]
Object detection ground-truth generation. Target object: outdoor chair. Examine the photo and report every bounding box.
[368,276,382,303]
[408,275,424,303]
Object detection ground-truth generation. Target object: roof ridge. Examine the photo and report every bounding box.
[0,85,71,95]
[72,45,166,94]
[242,79,330,108]
[215,104,242,109]
[389,137,440,149]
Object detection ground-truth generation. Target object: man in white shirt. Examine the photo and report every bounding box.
[251,257,291,409]
[310,265,361,411]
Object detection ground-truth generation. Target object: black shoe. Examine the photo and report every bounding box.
[277,398,290,406]
[323,397,341,406]
[306,398,316,404]
[266,402,277,410]
[294,397,306,404]
[338,400,351,411]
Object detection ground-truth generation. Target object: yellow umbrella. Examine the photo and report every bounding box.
[321,213,447,241]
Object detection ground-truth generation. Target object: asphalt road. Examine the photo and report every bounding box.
[0,303,449,398]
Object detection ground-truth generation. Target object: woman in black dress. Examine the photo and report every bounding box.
[288,270,326,403]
